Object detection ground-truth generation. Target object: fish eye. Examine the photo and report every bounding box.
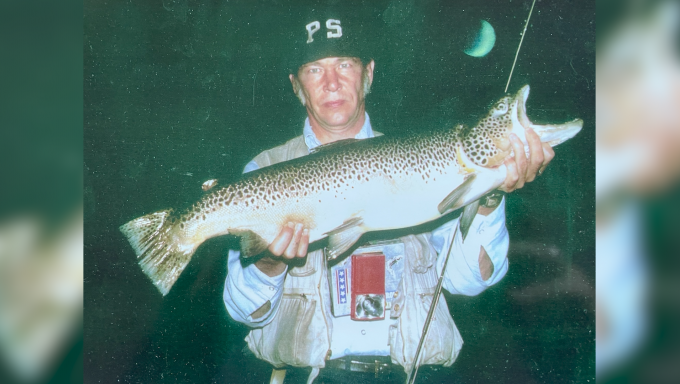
[492,102,508,116]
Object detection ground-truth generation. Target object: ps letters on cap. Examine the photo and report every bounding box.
[305,19,343,43]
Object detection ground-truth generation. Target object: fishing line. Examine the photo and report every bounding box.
[406,225,459,384]
[505,0,537,93]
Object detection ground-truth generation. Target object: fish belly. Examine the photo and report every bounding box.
[304,168,470,239]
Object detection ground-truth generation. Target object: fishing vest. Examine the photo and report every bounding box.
[244,134,464,375]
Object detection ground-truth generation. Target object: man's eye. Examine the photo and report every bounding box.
[339,63,350,68]
[308,68,321,74]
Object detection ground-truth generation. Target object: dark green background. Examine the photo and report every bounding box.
[84,0,594,382]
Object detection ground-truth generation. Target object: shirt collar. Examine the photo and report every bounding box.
[303,112,374,152]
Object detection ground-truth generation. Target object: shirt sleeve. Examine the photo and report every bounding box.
[224,159,289,327]
[432,197,510,296]
[223,249,287,327]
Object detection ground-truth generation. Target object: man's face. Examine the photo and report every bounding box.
[291,57,374,132]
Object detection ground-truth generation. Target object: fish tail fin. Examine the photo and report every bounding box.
[119,209,196,296]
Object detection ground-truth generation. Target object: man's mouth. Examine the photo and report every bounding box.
[324,100,345,108]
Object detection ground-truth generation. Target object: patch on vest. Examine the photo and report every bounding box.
[328,240,404,318]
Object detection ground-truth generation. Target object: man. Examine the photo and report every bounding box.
[224,10,553,384]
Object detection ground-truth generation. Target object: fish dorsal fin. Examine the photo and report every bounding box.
[438,174,477,214]
[324,217,365,260]
[230,229,270,258]
[309,138,361,154]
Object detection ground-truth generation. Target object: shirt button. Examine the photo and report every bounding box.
[393,291,399,298]
[394,304,400,312]
[361,329,366,335]
[268,286,275,291]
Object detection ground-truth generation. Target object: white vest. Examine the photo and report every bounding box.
[244,135,464,374]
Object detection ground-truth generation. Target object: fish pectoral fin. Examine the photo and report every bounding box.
[324,217,365,260]
[460,200,480,242]
[230,229,270,258]
[437,174,477,214]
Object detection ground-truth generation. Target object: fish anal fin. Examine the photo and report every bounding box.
[324,217,365,260]
[437,174,477,214]
[460,200,480,242]
[231,229,270,258]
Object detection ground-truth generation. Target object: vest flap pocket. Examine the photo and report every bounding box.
[252,294,328,367]
[288,250,320,277]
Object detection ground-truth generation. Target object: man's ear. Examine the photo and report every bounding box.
[365,60,375,87]
[289,74,298,93]
[361,60,376,97]
[289,74,306,106]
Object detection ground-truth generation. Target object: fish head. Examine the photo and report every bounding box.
[463,85,583,167]
[511,85,583,147]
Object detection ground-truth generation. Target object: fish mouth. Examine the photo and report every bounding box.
[515,84,583,147]
[515,85,531,129]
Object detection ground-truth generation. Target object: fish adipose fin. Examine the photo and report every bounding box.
[460,200,480,242]
[119,209,197,296]
[230,229,270,258]
[437,174,477,214]
[324,217,365,260]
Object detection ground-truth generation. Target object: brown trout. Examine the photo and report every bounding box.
[120,85,582,295]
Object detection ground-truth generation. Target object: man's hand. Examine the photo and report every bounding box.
[255,222,309,277]
[499,127,555,193]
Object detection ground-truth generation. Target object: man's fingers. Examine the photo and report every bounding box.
[297,229,310,258]
[283,223,304,259]
[542,143,555,167]
[525,128,544,182]
[268,222,294,256]
[500,156,519,193]
[509,134,526,189]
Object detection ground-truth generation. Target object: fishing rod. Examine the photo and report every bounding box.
[405,225,457,384]
[505,0,537,93]
[407,2,538,383]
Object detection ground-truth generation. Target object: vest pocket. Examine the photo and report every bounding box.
[389,292,460,371]
[288,251,319,277]
[250,293,327,367]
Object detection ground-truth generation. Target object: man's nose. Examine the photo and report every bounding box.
[323,70,340,92]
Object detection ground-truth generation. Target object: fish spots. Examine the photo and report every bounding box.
[176,126,477,225]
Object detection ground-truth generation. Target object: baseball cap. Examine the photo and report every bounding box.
[286,6,375,73]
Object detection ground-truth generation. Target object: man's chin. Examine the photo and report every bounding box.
[316,114,352,127]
